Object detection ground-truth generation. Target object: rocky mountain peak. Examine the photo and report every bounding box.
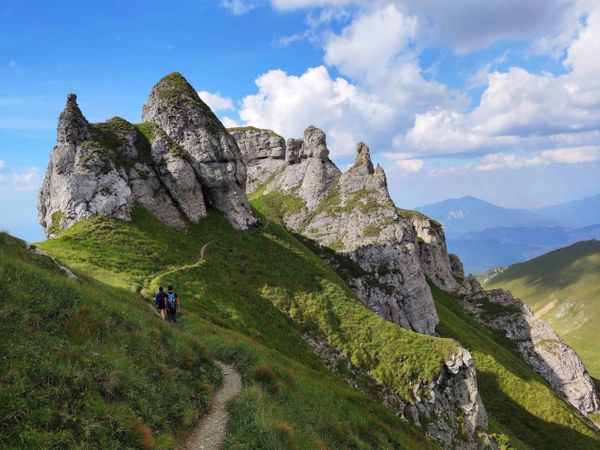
[57,93,91,144]
[301,125,329,160]
[141,72,256,229]
[350,142,374,175]
[39,72,257,237]
[141,72,227,144]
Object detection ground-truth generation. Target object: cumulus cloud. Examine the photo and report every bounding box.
[383,152,424,173]
[476,146,600,171]
[322,3,456,114]
[270,0,581,53]
[398,4,600,159]
[0,164,40,193]
[239,4,461,157]
[220,0,256,15]
[239,66,395,155]
[221,116,241,128]
[197,90,234,112]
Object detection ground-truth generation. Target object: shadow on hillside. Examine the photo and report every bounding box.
[492,240,600,291]
[481,372,600,449]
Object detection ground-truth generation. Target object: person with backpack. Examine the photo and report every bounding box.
[166,285,179,324]
[155,286,167,320]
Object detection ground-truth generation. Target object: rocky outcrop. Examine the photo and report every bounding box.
[39,73,257,237]
[259,126,342,212]
[305,334,490,448]
[409,212,461,292]
[229,127,287,193]
[142,73,257,230]
[301,144,439,335]
[239,128,438,335]
[459,275,600,417]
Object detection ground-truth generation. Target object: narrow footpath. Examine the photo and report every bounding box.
[144,241,243,449]
[185,361,243,450]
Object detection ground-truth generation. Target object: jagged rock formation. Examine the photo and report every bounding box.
[39,73,257,237]
[142,74,256,229]
[235,126,438,335]
[235,124,600,427]
[229,126,287,193]
[305,334,489,448]
[459,274,600,417]
[407,211,461,293]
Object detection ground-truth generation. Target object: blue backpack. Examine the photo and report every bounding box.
[166,292,177,310]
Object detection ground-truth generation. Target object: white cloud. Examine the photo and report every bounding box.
[0,165,40,193]
[239,65,395,155]
[324,4,417,80]
[197,90,234,112]
[383,152,424,173]
[476,146,600,171]
[270,0,581,53]
[397,4,600,159]
[239,4,462,157]
[220,0,257,15]
[221,116,241,128]
[323,3,458,115]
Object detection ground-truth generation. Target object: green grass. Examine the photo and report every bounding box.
[48,210,64,236]
[89,117,154,168]
[0,232,221,449]
[431,284,600,449]
[483,240,600,379]
[36,206,455,449]
[250,189,306,224]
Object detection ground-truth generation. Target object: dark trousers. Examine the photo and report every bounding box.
[167,307,177,323]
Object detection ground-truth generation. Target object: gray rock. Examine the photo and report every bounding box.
[410,213,461,292]
[449,254,465,283]
[39,73,257,237]
[257,126,341,213]
[229,127,287,193]
[304,333,490,448]
[237,129,439,336]
[459,275,600,417]
[141,72,257,230]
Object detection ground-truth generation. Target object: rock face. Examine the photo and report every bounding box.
[39,73,257,237]
[229,127,287,193]
[459,274,600,416]
[239,127,439,335]
[142,73,257,230]
[305,334,489,448]
[409,212,461,293]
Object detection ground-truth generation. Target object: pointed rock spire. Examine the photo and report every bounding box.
[142,72,258,230]
[141,72,226,142]
[300,126,329,160]
[57,93,91,144]
[350,142,374,174]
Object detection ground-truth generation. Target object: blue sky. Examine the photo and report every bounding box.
[2,0,600,241]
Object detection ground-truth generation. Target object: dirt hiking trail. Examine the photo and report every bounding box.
[185,361,243,450]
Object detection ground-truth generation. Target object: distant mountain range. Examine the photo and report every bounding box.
[417,194,600,273]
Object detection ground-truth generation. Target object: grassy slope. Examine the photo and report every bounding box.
[250,187,600,448]
[431,284,600,449]
[483,240,600,379]
[37,207,453,449]
[0,233,221,449]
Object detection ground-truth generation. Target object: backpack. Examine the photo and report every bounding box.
[166,292,177,310]
[155,291,163,308]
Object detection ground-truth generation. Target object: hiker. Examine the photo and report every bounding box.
[155,286,167,320]
[166,285,180,324]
